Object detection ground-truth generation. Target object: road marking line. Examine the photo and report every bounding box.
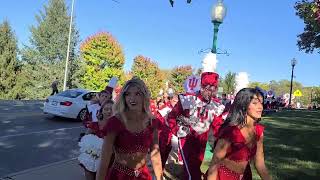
[0,126,83,139]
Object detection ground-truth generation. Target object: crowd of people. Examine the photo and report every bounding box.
[76,65,271,180]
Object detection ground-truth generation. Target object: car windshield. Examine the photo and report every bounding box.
[57,90,83,98]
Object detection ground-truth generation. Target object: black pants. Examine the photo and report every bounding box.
[51,89,58,95]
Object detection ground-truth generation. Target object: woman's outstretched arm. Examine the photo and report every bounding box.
[96,133,115,180]
[207,139,230,180]
[254,134,272,180]
[151,127,163,180]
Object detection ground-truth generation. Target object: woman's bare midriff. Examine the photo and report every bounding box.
[220,158,249,174]
[114,152,148,169]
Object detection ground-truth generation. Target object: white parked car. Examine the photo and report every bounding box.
[43,89,97,121]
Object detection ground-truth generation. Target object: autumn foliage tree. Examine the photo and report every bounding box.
[131,55,165,99]
[80,32,125,91]
[170,65,193,93]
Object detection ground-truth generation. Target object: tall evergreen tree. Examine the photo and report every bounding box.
[20,0,80,99]
[29,0,79,63]
[0,20,18,99]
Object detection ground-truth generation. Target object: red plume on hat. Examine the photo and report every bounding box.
[201,52,219,87]
[104,77,118,94]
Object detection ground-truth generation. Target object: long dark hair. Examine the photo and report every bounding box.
[221,88,264,129]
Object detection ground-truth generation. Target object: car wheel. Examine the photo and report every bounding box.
[77,108,87,121]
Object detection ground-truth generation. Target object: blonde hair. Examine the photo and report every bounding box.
[114,77,153,123]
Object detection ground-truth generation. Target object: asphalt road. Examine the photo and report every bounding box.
[0,100,85,177]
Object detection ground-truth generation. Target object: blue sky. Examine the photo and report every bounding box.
[0,0,319,87]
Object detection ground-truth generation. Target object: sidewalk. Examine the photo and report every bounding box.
[1,159,179,180]
[2,159,85,180]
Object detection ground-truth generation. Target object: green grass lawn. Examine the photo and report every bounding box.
[255,110,320,180]
[200,110,320,180]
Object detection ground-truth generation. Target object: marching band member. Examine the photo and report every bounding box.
[167,53,225,180]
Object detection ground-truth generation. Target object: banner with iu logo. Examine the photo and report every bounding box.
[184,75,201,93]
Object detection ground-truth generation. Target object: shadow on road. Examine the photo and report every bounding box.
[45,115,81,123]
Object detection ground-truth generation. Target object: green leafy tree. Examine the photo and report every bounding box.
[312,86,320,104]
[251,80,316,106]
[299,86,320,105]
[14,62,50,99]
[222,71,236,94]
[0,20,18,99]
[295,0,320,53]
[131,55,165,99]
[80,32,125,91]
[67,56,85,89]
[170,65,193,94]
[272,80,303,97]
[249,82,269,91]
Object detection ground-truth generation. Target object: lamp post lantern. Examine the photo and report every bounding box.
[211,0,227,54]
[288,58,297,108]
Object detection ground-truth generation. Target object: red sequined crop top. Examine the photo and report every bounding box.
[102,115,160,154]
[218,124,264,162]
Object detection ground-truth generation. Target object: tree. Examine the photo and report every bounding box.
[222,71,236,94]
[312,87,320,104]
[295,0,320,53]
[18,0,80,99]
[273,80,303,97]
[160,69,172,82]
[169,0,192,7]
[170,65,193,94]
[0,20,18,99]
[29,0,79,63]
[299,86,320,105]
[67,56,85,89]
[80,32,125,91]
[131,55,165,99]
[249,82,269,91]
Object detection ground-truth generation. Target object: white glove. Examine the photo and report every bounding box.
[171,135,179,150]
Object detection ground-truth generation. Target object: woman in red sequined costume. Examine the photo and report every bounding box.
[207,88,271,180]
[96,77,163,180]
[79,99,114,180]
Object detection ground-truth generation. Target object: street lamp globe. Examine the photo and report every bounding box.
[210,0,227,54]
[291,58,297,66]
[211,0,227,23]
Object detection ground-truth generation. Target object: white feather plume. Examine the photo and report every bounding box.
[235,72,249,94]
[201,52,217,73]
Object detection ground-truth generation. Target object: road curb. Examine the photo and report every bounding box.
[0,100,45,104]
[1,158,77,179]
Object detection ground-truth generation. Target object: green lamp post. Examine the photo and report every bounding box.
[288,58,297,108]
[211,0,227,54]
